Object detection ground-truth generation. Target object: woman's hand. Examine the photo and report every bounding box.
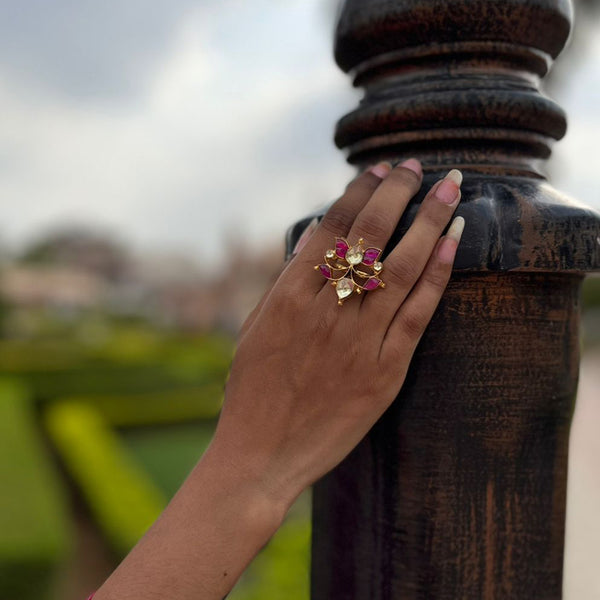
[212,159,464,517]
[93,159,464,600]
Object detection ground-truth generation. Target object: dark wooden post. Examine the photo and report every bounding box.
[286,0,600,598]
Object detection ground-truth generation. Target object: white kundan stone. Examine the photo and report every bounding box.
[336,278,354,299]
[346,246,363,265]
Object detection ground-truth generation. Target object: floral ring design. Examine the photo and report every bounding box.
[314,237,385,305]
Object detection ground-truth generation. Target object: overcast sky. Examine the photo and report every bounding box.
[0,0,598,264]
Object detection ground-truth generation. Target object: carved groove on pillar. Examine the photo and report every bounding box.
[326,0,600,273]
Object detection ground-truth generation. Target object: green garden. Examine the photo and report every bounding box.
[0,319,310,600]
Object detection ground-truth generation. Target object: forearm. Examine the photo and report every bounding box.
[93,439,287,600]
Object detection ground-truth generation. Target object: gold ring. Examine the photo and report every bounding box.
[314,237,385,305]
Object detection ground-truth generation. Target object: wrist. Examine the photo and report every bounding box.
[196,435,291,533]
[93,437,288,600]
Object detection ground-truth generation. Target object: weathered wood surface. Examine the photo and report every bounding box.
[312,273,580,599]
[285,0,600,598]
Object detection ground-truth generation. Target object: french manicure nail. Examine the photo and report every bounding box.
[447,215,465,241]
[368,161,393,179]
[438,216,465,264]
[435,169,463,205]
[438,217,465,264]
[292,217,319,254]
[399,158,422,177]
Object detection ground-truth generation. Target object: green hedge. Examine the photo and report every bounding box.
[45,400,166,557]
[0,379,71,600]
[61,382,223,427]
[0,332,233,402]
[9,365,213,402]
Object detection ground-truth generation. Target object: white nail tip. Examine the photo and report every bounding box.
[446,169,463,187]
[447,216,465,242]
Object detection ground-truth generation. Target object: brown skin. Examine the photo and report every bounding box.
[93,159,463,600]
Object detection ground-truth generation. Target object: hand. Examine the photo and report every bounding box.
[212,159,465,515]
[92,160,465,600]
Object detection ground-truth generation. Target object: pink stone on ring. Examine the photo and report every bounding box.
[335,237,349,259]
[314,237,385,305]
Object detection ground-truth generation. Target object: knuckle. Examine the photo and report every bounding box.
[345,336,362,364]
[400,309,429,339]
[421,264,450,290]
[309,305,337,336]
[417,201,452,231]
[380,343,410,372]
[385,253,421,288]
[321,204,356,236]
[345,172,380,196]
[270,282,303,314]
[267,293,287,318]
[354,211,390,240]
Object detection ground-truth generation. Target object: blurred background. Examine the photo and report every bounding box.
[0,1,598,599]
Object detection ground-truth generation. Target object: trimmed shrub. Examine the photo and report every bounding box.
[0,378,71,600]
[0,332,233,403]
[44,401,166,557]
[63,382,224,427]
[10,364,218,403]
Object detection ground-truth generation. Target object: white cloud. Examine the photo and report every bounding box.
[0,0,597,272]
[550,22,600,211]
[0,1,356,267]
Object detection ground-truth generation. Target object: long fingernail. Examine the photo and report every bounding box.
[438,216,465,264]
[292,217,319,255]
[435,169,463,205]
[368,161,393,179]
[399,158,422,177]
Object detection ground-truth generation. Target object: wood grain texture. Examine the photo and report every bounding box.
[283,0,600,598]
[310,273,580,599]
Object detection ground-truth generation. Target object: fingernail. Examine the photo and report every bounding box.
[438,216,465,264]
[368,161,393,179]
[292,217,319,254]
[435,169,463,205]
[399,158,422,177]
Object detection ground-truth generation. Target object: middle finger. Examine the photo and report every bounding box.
[316,158,423,302]
[361,168,463,320]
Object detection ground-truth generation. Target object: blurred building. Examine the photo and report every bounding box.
[0,228,284,335]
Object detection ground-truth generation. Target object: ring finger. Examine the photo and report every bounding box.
[316,158,423,302]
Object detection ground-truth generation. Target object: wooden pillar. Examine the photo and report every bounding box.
[286,0,600,598]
